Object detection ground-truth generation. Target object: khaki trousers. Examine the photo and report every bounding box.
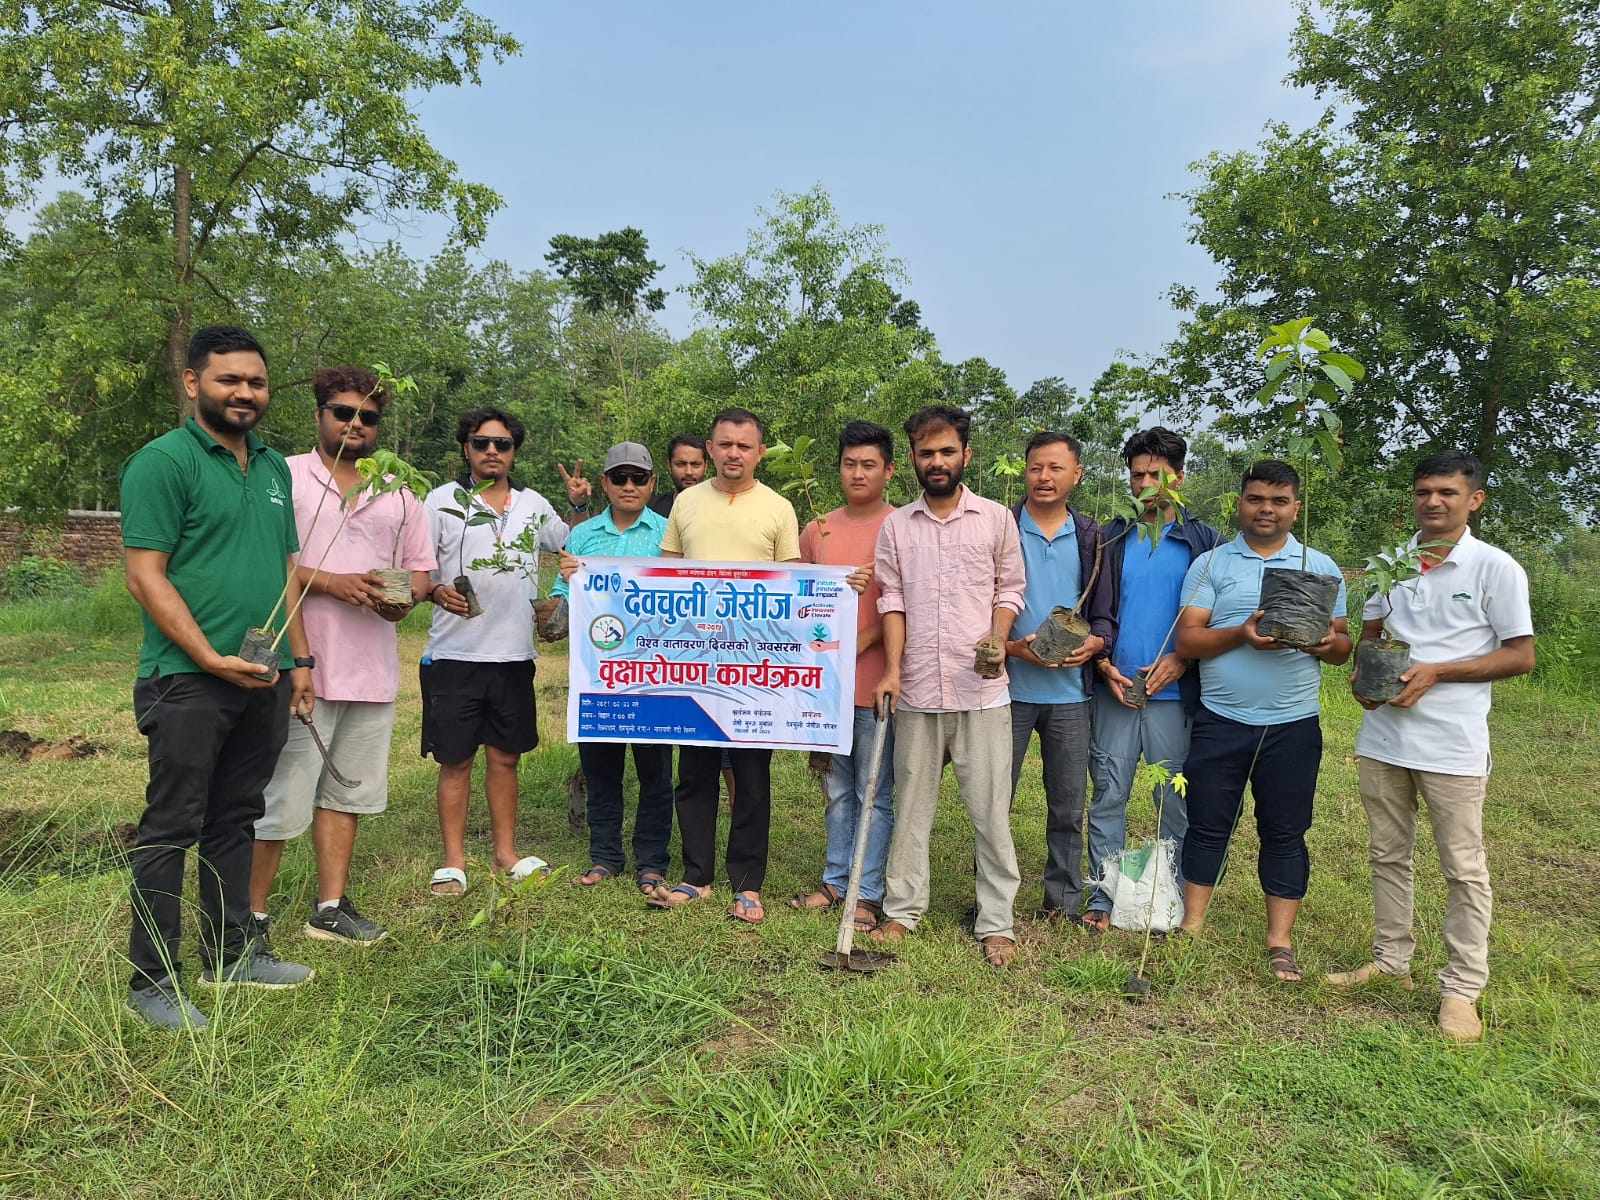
[1357,756,1492,1000]
[883,707,1020,941]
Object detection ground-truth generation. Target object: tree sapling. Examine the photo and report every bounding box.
[1351,538,1449,703]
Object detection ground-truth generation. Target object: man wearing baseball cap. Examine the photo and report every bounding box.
[553,442,676,893]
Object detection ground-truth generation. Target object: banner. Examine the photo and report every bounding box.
[565,557,858,752]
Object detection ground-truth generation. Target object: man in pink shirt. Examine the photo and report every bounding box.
[789,421,897,933]
[251,367,437,946]
[870,406,1027,968]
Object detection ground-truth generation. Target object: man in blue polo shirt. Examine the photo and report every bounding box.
[554,442,675,894]
[1087,427,1222,929]
[1003,431,1116,921]
[1174,460,1350,982]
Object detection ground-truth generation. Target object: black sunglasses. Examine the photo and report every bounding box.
[606,468,652,486]
[469,436,515,453]
[321,403,380,427]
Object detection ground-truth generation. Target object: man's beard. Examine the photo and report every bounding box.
[321,431,374,460]
[915,461,964,498]
[196,389,262,433]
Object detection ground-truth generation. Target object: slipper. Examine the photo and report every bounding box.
[575,864,615,887]
[509,855,550,882]
[788,883,844,911]
[647,883,709,910]
[636,872,667,896]
[1268,945,1304,983]
[982,935,1018,968]
[727,893,765,925]
[430,866,467,896]
[1078,910,1110,933]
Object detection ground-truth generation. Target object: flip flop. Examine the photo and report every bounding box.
[575,864,615,887]
[509,855,550,882]
[727,893,765,925]
[647,883,709,910]
[636,873,667,896]
[430,866,467,896]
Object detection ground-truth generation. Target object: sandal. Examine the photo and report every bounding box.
[430,866,467,896]
[982,935,1018,968]
[851,900,881,934]
[636,872,667,896]
[575,864,615,887]
[647,883,709,910]
[1268,945,1304,983]
[1078,910,1110,933]
[788,883,844,911]
[728,893,765,925]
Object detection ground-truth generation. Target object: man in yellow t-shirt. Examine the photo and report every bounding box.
[650,407,800,925]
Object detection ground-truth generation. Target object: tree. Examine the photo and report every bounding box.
[683,185,939,497]
[0,1,518,417]
[1141,0,1600,529]
[545,227,667,426]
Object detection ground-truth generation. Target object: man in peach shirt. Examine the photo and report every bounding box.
[789,421,898,934]
[870,406,1027,968]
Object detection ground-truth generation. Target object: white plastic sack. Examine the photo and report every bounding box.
[1093,837,1184,933]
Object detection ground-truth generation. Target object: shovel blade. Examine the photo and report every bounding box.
[819,949,896,974]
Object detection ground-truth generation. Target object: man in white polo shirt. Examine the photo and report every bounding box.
[1328,452,1534,1043]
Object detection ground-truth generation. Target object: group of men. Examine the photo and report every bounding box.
[118,324,1533,1046]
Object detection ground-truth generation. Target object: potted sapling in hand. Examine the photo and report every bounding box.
[355,450,435,608]
[1249,317,1362,649]
[438,480,497,618]
[1351,538,1449,704]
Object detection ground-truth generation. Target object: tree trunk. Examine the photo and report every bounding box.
[167,164,194,423]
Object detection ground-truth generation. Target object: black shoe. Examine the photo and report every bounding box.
[304,897,387,946]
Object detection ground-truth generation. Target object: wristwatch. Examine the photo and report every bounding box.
[293,656,316,670]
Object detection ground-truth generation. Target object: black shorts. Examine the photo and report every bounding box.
[420,658,539,764]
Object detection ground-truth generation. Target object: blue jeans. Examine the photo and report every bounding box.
[822,707,896,904]
[1009,699,1092,913]
[1087,691,1192,913]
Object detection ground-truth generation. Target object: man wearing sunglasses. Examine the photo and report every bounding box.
[250,367,436,947]
[551,444,675,895]
[421,408,581,896]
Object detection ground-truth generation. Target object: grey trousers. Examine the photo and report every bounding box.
[1086,691,1192,913]
[882,706,1020,941]
[1010,699,1092,914]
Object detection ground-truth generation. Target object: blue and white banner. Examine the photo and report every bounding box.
[565,558,859,752]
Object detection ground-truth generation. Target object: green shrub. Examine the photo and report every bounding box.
[2,555,80,600]
[0,567,140,636]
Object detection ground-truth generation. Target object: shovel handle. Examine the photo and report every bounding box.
[833,713,891,958]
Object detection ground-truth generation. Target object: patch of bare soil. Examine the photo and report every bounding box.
[0,729,105,762]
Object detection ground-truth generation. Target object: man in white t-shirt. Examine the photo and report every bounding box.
[1328,452,1534,1043]
[420,407,581,897]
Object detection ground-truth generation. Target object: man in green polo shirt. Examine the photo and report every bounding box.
[120,325,316,1030]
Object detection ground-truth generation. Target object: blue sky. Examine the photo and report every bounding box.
[406,1,1327,394]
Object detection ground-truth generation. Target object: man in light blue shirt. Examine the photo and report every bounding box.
[1002,432,1116,920]
[554,443,674,893]
[1174,460,1350,983]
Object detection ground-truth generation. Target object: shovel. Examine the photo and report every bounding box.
[818,705,896,974]
[296,711,361,789]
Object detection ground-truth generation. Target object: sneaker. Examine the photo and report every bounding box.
[1326,962,1414,991]
[198,917,314,990]
[305,897,387,946]
[126,978,208,1031]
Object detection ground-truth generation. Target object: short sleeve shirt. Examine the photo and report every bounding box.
[286,453,437,702]
[120,419,299,677]
[800,504,892,708]
[551,505,668,598]
[1355,529,1533,776]
[1008,507,1086,705]
[1182,533,1348,725]
[659,479,800,563]
[423,480,569,663]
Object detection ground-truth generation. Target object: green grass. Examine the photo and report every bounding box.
[0,597,1596,1198]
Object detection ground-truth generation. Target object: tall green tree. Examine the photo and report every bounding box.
[0,0,518,416]
[1141,0,1600,527]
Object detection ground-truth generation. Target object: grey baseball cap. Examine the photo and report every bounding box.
[602,442,654,473]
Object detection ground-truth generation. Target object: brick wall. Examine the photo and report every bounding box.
[0,511,125,576]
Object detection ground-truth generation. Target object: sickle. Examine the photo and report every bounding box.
[296,712,361,789]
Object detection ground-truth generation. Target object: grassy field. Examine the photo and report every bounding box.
[0,585,1597,1199]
